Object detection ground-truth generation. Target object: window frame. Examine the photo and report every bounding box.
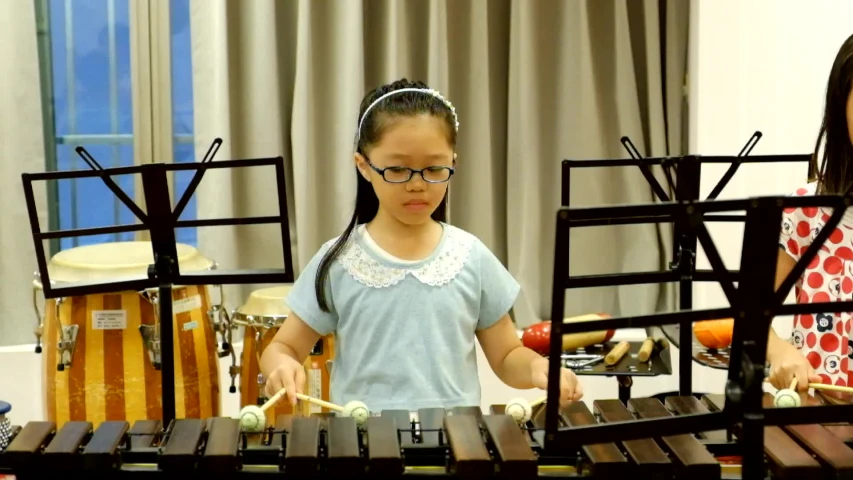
[34,0,190,256]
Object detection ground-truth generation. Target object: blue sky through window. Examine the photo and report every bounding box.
[48,0,196,251]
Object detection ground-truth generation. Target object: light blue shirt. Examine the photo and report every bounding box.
[285,223,521,411]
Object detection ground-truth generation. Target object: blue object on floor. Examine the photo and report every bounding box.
[0,400,11,450]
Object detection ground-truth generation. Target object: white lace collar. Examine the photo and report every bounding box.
[338,224,475,288]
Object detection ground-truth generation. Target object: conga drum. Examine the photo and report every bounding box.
[233,285,334,425]
[33,242,222,427]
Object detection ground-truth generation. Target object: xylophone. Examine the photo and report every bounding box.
[2,393,853,478]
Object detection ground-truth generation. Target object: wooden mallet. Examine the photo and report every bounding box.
[238,389,371,431]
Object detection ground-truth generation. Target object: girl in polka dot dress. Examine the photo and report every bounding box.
[769,33,853,394]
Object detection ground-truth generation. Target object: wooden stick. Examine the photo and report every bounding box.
[261,388,288,412]
[295,393,345,412]
[637,338,655,362]
[262,388,345,412]
[530,396,547,408]
[605,341,630,366]
[809,383,853,394]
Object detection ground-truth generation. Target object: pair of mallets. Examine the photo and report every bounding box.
[238,389,370,431]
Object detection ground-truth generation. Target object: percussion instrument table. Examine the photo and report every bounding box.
[569,339,673,404]
[4,392,852,478]
[660,324,731,370]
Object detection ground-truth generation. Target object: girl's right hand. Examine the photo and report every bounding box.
[767,341,822,392]
[264,356,306,405]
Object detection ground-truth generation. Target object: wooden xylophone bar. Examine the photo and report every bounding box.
[3,394,853,478]
[702,392,853,477]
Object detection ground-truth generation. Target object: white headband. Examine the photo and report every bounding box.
[353,87,459,150]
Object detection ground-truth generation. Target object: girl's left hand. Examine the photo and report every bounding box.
[530,357,583,406]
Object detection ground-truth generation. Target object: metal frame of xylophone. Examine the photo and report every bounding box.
[4,393,853,478]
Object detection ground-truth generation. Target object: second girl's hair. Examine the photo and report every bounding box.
[810,33,853,195]
[314,79,458,312]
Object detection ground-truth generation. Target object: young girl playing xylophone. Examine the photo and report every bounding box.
[771,33,853,395]
[259,79,583,412]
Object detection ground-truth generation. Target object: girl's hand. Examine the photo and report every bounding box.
[767,341,821,391]
[530,357,583,406]
[264,356,306,405]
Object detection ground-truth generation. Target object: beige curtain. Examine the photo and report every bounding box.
[189,0,689,328]
[0,1,49,346]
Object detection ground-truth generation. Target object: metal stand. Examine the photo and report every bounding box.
[543,189,853,472]
[561,131,810,395]
[20,139,295,428]
[561,340,672,403]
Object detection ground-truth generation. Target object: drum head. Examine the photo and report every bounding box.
[43,241,214,284]
[234,285,293,324]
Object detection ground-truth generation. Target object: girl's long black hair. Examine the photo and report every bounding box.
[313,79,458,312]
[810,33,853,195]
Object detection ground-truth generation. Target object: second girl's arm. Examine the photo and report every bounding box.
[767,248,821,391]
[767,250,797,361]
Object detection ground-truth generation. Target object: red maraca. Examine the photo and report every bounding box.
[522,313,615,355]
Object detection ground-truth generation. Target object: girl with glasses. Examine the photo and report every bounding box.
[260,79,582,413]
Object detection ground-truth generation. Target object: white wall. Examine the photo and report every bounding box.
[689,0,853,327]
[685,0,853,395]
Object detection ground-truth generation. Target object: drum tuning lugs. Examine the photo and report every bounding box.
[57,323,78,372]
[206,273,234,359]
[138,291,163,370]
[138,324,162,370]
[30,271,45,354]
[31,270,69,361]
[205,277,238,391]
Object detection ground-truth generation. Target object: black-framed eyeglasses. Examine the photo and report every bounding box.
[365,157,456,184]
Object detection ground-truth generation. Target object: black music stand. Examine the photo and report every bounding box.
[21,138,295,428]
[561,131,810,396]
[543,191,853,479]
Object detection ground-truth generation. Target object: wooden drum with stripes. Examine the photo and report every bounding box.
[35,242,221,427]
[233,285,334,426]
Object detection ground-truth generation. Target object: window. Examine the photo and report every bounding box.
[170,0,197,247]
[38,0,197,254]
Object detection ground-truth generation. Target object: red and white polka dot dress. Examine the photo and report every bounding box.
[780,182,853,387]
